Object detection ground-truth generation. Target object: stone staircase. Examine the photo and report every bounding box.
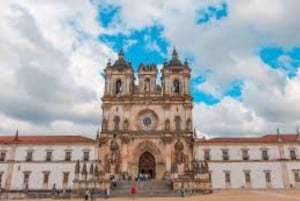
[111,180,180,197]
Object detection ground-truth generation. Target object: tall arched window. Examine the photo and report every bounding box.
[114,116,120,131]
[186,118,192,131]
[173,80,180,94]
[116,80,122,94]
[144,78,150,92]
[175,116,181,131]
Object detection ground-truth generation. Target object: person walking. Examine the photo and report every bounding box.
[84,188,90,201]
[104,187,110,199]
[130,184,137,200]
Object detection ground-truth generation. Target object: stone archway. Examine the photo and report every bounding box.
[131,140,165,179]
[139,151,156,178]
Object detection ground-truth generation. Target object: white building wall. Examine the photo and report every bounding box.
[209,162,283,189]
[0,143,97,190]
[194,143,300,189]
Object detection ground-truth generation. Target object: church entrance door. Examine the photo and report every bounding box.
[138,151,155,179]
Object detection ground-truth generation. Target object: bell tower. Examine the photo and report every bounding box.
[101,50,134,132]
[103,50,134,97]
[161,48,191,98]
[138,64,158,95]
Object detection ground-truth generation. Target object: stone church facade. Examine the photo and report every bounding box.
[97,49,210,190]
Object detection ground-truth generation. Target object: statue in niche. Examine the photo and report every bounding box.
[105,137,121,173]
[165,119,170,131]
[123,119,129,131]
[110,138,120,163]
[173,137,189,173]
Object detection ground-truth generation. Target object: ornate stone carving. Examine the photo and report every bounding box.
[105,137,121,174]
[161,136,172,144]
[121,136,130,144]
[98,137,108,147]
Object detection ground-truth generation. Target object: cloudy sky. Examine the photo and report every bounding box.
[0,0,300,138]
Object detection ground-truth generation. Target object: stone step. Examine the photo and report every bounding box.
[111,180,176,197]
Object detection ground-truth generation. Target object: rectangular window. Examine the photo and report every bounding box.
[244,172,251,183]
[204,150,210,161]
[65,151,71,161]
[83,151,89,161]
[290,150,297,160]
[225,172,231,183]
[63,172,69,184]
[262,150,269,160]
[26,152,33,161]
[242,149,249,160]
[0,152,6,161]
[46,151,52,161]
[222,150,229,161]
[43,172,49,184]
[23,172,30,185]
[294,172,300,182]
[265,172,271,183]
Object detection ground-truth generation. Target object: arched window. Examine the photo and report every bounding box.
[144,78,150,92]
[114,116,120,131]
[173,80,180,94]
[175,116,181,131]
[186,118,192,131]
[116,80,122,94]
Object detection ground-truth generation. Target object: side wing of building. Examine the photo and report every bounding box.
[0,135,97,190]
[194,134,300,189]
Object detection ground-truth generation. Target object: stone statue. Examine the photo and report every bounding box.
[165,119,170,131]
[123,119,129,131]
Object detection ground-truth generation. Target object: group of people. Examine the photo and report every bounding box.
[135,172,151,181]
[83,185,137,200]
[84,188,109,201]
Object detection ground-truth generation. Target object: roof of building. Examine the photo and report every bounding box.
[0,135,95,144]
[195,134,299,144]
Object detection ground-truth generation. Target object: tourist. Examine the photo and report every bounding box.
[51,184,57,199]
[104,187,110,199]
[90,188,95,201]
[180,186,185,197]
[84,189,90,201]
[130,184,137,199]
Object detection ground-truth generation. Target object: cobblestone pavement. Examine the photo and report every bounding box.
[5,190,300,201]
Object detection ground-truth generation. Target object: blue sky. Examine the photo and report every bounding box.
[98,1,299,106]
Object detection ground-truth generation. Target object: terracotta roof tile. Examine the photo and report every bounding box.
[0,135,95,144]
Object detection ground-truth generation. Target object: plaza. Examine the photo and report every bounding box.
[6,190,300,201]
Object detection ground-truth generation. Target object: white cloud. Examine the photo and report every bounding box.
[0,0,114,135]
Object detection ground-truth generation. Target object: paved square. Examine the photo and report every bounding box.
[7,190,300,201]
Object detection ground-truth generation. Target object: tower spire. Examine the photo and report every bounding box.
[172,47,178,61]
[276,128,282,142]
[14,129,19,141]
[96,127,100,140]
